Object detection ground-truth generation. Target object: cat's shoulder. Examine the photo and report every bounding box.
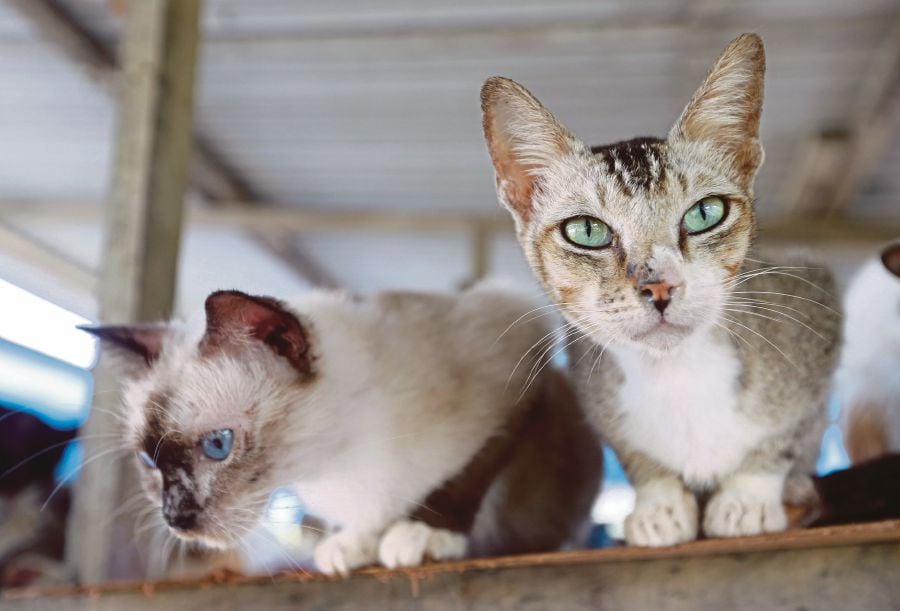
[735,255,839,311]
[725,255,842,367]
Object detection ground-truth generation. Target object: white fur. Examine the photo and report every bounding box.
[313,530,379,577]
[837,257,900,450]
[119,284,550,574]
[624,478,698,547]
[611,329,767,486]
[703,472,786,537]
[378,520,467,569]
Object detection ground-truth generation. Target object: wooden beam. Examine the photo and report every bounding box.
[7,0,335,287]
[782,19,900,216]
[6,204,900,245]
[5,522,900,610]
[65,0,201,584]
[0,222,97,295]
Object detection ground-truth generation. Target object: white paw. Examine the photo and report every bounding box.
[313,530,378,577]
[378,520,467,569]
[624,479,698,547]
[703,488,787,538]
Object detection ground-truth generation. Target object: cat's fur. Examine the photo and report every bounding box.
[481,33,842,546]
[839,242,900,463]
[87,284,601,574]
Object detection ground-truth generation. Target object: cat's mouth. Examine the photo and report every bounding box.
[168,525,232,550]
[632,319,692,342]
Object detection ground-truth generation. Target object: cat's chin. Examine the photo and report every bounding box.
[169,527,233,551]
[627,320,694,353]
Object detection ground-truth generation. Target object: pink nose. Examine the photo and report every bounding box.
[639,282,678,314]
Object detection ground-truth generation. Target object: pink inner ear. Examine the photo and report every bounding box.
[202,291,311,376]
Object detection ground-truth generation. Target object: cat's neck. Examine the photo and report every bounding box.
[609,324,733,370]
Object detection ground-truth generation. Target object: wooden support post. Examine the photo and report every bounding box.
[7,0,336,288]
[65,0,201,584]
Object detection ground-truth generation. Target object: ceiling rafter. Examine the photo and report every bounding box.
[7,0,338,288]
[780,18,900,218]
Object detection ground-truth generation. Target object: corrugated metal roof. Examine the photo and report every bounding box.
[0,0,897,303]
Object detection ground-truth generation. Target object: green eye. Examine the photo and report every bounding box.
[682,196,727,234]
[562,216,612,249]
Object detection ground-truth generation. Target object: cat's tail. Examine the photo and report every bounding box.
[806,454,900,527]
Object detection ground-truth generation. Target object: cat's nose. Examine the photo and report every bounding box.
[164,509,198,531]
[639,281,677,314]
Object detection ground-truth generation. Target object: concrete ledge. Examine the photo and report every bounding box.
[4,521,900,610]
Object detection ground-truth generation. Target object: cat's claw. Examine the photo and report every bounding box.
[704,487,787,537]
[314,530,379,577]
[624,479,698,547]
[378,520,467,569]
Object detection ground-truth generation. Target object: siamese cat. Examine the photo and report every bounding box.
[86,285,601,574]
[840,242,900,463]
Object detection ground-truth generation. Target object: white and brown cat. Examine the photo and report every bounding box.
[85,284,601,575]
[481,33,842,546]
[840,242,900,463]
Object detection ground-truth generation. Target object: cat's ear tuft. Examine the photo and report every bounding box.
[202,290,311,377]
[881,242,900,278]
[670,33,766,186]
[481,77,581,223]
[79,323,168,367]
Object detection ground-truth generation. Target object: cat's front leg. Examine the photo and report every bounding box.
[703,472,787,538]
[377,519,468,569]
[625,476,699,547]
[314,529,380,576]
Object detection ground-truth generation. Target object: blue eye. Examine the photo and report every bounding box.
[137,450,156,469]
[200,429,234,461]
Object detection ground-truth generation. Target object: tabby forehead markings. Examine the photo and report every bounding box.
[591,137,668,195]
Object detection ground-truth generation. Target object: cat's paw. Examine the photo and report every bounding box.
[314,530,379,577]
[703,474,787,538]
[378,520,467,569]
[624,479,698,547]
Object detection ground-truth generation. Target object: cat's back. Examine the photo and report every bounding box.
[290,284,547,370]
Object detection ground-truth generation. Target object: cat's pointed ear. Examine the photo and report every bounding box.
[79,323,168,367]
[670,33,766,186]
[481,77,583,223]
[881,242,900,278]
[201,290,311,377]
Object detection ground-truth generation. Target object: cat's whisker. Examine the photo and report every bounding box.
[41,444,130,511]
[517,325,588,400]
[725,269,831,296]
[712,320,752,350]
[101,490,149,530]
[722,303,827,340]
[0,434,121,484]
[727,290,839,315]
[519,318,614,399]
[588,331,619,384]
[491,302,576,345]
[725,297,813,320]
[506,323,567,388]
[719,314,798,370]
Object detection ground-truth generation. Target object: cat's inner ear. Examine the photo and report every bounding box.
[80,323,168,366]
[670,33,766,185]
[201,290,311,376]
[481,77,580,222]
[881,242,900,278]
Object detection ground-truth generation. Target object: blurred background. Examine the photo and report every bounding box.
[0,0,898,589]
